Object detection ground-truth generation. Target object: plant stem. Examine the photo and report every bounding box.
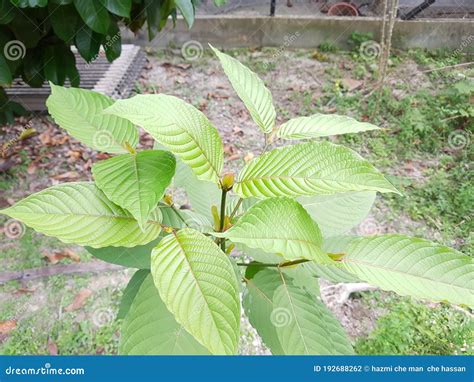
[229,198,243,220]
[219,189,227,251]
[236,259,310,268]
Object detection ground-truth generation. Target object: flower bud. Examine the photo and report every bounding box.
[221,172,235,191]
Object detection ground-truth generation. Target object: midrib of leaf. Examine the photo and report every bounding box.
[65,99,124,149]
[278,270,309,355]
[342,256,469,290]
[172,233,225,351]
[149,122,220,181]
[238,175,390,190]
[245,277,273,305]
[236,236,321,252]
[10,211,161,225]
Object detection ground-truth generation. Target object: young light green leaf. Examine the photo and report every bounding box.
[86,237,162,269]
[221,197,330,264]
[298,191,376,237]
[120,274,210,355]
[235,141,399,199]
[243,268,286,355]
[46,83,138,153]
[117,269,150,319]
[175,0,194,27]
[173,158,221,218]
[104,94,224,183]
[277,114,379,140]
[273,281,354,355]
[0,182,161,248]
[341,235,474,307]
[211,45,276,134]
[244,268,352,355]
[151,229,240,355]
[92,150,176,229]
[304,236,361,283]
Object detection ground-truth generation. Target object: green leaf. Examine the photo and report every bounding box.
[104,94,224,183]
[22,49,45,87]
[160,206,214,233]
[86,238,161,269]
[102,0,131,17]
[10,0,47,7]
[243,268,285,355]
[103,21,121,62]
[117,269,150,319]
[277,114,379,140]
[175,0,194,27]
[0,0,16,24]
[46,84,138,154]
[341,235,474,307]
[49,3,80,42]
[75,26,101,62]
[235,141,399,198]
[74,0,111,34]
[43,44,78,86]
[273,281,354,355]
[244,268,352,355]
[151,229,240,354]
[92,150,176,229]
[0,182,162,248]
[173,158,221,218]
[304,236,361,283]
[221,197,329,264]
[120,274,210,355]
[298,191,376,237]
[211,45,276,134]
[0,55,12,85]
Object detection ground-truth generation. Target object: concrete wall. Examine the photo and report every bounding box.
[123,16,474,52]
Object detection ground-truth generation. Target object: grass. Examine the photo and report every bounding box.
[355,294,473,355]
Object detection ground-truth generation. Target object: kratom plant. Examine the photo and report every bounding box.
[2,46,473,355]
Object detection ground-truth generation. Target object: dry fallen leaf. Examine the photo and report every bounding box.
[0,320,17,334]
[53,171,80,180]
[64,289,93,312]
[244,152,255,163]
[43,249,81,264]
[47,338,58,355]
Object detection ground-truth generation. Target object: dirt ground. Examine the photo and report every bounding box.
[0,45,472,354]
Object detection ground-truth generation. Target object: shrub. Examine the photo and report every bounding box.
[1,46,472,355]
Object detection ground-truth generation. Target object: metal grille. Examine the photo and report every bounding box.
[5,45,146,112]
